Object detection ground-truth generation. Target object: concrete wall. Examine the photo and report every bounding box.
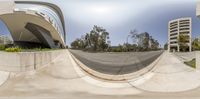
[0,50,64,72]
[197,51,200,69]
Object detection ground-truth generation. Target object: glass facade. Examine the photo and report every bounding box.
[15,4,65,40]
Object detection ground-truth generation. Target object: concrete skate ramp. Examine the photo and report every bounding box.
[0,50,143,97]
[131,52,200,92]
[70,50,200,92]
[0,50,200,97]
[70,50,163,75]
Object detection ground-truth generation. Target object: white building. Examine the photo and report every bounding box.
[0,35,13,44]
[168,17,192,52]
[0,1,66,48]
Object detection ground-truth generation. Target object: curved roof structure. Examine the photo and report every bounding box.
[0,0,66,48]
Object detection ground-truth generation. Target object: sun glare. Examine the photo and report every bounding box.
[90,5,112,15]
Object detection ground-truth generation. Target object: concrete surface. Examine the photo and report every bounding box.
[197,51,200,69]
[70,50,163,81]
[0,50,63,72]
[0,50,143,97]
[0,71,9,87]
[71,51,200,92]
[0,50,200,98]
[70,50,163,75]
[132,52,200,92]
[173,52,195,62]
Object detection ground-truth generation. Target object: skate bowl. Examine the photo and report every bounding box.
[70,50,164,81]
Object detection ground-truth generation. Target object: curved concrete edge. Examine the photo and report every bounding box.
[67,50,136,88]
[129,52,200,93]
[68,50,164,81]
[0,71,9,87]
[136,72,200,93]
[69,50,200,93]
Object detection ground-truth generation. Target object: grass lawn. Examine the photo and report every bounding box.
[184,58,196,68]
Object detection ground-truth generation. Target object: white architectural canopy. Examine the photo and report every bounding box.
[0,0,66,48]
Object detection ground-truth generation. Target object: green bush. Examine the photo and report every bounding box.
[111,48,122,52]
[5,47,22,52]
[0,45,5,50]
[184,58,196,68]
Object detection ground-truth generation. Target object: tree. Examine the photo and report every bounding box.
[192,38,200,51]
[151,39,159,50]
[142,37,149,50]
[130,29,138,44]
[164,43,168,50]
[71,38,84,49]
[178,34,189,52]
[70,25,110,51]
[89,25,109,51]
[84,33,91,48]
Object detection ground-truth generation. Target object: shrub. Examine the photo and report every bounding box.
[0,45,5,50]
[184,58,196,68]
[111,48,122,52]
[5,47,22,52]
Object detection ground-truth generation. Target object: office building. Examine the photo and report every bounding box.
[0,1,66,48]
[168,17,192,52]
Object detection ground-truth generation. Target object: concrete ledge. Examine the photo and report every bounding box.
[0,71,9,87]
[69,51,164,81]
[197,51,200,69]
[0,50,64,72]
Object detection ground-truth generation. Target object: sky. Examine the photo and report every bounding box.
[0,0,200,47]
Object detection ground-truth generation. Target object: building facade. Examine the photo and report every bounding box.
[137,32,159,49]
[0,1,66,48]
[168,17,192,52]
[0,35,13,45]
